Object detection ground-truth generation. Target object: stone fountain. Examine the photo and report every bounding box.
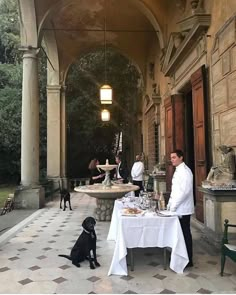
[74,159,139,221]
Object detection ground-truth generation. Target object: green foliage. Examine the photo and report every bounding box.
[0,0,47,182]
[0,63,22,181]
[0,0,21,63]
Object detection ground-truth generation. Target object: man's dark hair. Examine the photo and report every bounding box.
[171,149,184,159]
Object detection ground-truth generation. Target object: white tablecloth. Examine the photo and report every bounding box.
[107,200,189,276]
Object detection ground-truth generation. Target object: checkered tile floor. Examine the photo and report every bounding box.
[0,192,236,294]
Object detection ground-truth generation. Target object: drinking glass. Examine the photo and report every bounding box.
[150,199,156,212]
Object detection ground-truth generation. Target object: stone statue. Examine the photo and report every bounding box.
[191,0,204,13]
[206,145,236,182]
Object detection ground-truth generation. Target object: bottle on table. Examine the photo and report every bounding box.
[159,191,165,210]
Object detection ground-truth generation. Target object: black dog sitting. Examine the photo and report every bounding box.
[60,189,72,211]
[58,217,100,269]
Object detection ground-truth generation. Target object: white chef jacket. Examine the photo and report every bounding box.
[131,161,144,181]
[168,162,194,215]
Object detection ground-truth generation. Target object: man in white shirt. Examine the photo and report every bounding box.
[167,149,194,268]
[131,154,144,196]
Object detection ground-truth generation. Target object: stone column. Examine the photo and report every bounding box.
[14,48,44,209]
[47,85,62,189]
[60,85,68,188]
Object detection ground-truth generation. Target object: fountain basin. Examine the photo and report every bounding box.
[74,183,139,221]
[74,183,139,199]
[96,164,117,171]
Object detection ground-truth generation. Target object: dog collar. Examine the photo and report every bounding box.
[82,227,90,234]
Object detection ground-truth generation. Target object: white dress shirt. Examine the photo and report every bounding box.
[131,161,144,181]
[168,162,194,215]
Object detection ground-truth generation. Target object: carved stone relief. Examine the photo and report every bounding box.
[161,7,211,79]
[175,0,187,13]
[190,0,205,14]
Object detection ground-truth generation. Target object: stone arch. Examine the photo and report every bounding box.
[42,29,60,86]
[18,0,38,47]
[62,44,144,89]
[130,0,164,49]
[37,0,164,51]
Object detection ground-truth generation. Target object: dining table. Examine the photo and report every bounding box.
[107,198,189,276]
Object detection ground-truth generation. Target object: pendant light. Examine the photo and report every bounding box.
[101,109,110,121]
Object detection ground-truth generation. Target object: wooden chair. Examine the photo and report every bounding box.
[221,219,236,276]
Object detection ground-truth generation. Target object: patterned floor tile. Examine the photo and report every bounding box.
[17,248,27,251]
[42,247,52,250]
[197,288,213,294]
[53,277,67,284]
[153,274,167,280]
[0,267,10,272]
[186,272,199,279]
[148,261,160,267]
[36,255,47,260]
[59,264,71,270]
[160,289,176,294]
[87,276,101,282]
[120,275,134,281]
[8,256,20,261]
[18,278,33,285]
[29,265,41,271]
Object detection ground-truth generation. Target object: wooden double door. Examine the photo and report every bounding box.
[164,66,209,223]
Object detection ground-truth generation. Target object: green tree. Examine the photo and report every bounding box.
[0,0,21,182]
[0,0,47,182]
[0,0,21,63]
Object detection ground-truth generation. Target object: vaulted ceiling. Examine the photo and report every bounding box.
[34,0,167,74]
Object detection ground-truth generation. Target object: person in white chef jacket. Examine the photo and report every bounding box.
[131,154,144,196]
[167,149,194,268]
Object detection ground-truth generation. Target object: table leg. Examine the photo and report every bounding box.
[127,248,134,271]
[163,247,167,270]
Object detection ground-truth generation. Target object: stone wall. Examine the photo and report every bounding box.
[211,15,236,163]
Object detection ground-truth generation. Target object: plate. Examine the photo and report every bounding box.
[122,208,143,215]
[157,212,172,217]
[157,210,178,217]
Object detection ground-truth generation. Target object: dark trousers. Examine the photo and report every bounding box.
[179,215,193,263]
[132,180,144,196]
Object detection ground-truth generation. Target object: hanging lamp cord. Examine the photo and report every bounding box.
[104,0,107,84]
